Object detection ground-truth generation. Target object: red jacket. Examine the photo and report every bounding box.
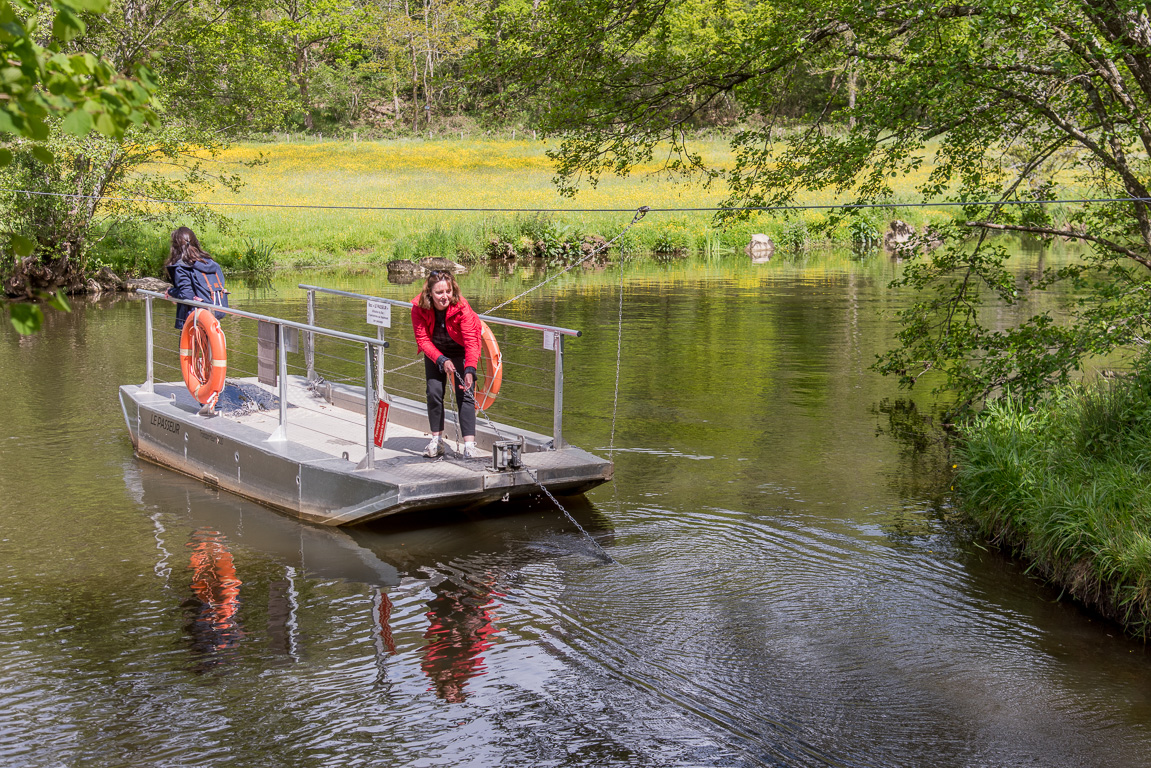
[411,295,482,373]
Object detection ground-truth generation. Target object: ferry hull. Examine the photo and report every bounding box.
[120,381,612,526]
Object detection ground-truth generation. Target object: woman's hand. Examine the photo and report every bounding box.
[443,360,457,385]
[464,372,474,390]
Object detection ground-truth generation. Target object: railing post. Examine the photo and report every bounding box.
[268,323,289,442]
[553,333,565,449]
[377,326,386,392]
[142,296,155,394]
[305,289,316,381]
[357,342,376,470]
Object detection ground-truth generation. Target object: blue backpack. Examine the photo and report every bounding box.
[193,267,229,318]
[185,260,229,320]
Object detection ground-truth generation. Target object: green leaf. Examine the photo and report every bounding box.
[40,290,71,313]
[51,6,85,42]
[56,0,110,12]
[10,233,34,257]
[30,144,52,164]
[60,108,92,136]
[0,148,12,167]
[24,115,48,140]
[0,108,20,136]
[67,53,90,75]
[8,302,44,335]
[93,110,117,137]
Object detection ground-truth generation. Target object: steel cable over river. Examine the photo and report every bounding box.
[3,246,1151,767]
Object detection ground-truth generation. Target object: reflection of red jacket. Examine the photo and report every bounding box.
[421,582,500,703]
[410,295,482,372]
[187,529,243,649]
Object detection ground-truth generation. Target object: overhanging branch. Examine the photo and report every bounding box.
[965,220,1151,269]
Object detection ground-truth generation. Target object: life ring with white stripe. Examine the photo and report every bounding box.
[475,320,502,410]
[180,308,227,409]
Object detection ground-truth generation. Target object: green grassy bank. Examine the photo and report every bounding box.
[956,371,1151,637]
[97,137,961,277]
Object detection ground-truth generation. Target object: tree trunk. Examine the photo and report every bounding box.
[846,32,857,129]
[406,0,420,131]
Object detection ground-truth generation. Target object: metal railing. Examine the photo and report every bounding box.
[138,289,389,469]
[299,284,581,449]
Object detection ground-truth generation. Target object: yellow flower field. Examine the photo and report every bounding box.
[177,136,966,266]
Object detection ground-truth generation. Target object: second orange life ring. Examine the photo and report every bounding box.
[475,320,502,410]
[180,308,228,409]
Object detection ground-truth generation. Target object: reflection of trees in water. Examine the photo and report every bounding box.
[871,399,968,543]
[421,575,501,703]
[183,527,244,666]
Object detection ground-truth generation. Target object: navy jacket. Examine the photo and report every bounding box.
[167,258,229,328]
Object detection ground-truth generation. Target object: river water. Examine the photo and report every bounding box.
[3,248,1150,767]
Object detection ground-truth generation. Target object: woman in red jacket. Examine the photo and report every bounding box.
[411,270,483,458]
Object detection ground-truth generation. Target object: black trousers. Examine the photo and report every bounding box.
[424,355,476,436]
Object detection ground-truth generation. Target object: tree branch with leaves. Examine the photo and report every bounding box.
[482,0,1151,413]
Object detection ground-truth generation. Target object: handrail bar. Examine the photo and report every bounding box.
[139,290,389,349]
[298,284,582,337]
[140,289,387,466]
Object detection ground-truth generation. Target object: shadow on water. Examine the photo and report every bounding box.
[128,460,613,693]
[130,462,612,583]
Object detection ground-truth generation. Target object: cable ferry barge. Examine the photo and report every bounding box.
[119,286,613,526]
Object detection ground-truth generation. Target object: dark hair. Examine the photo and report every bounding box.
[417,270,462,310]
[166,227,211,267]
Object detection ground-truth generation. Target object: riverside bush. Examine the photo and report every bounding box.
[956,369,1151,636]
[240,238,275,274]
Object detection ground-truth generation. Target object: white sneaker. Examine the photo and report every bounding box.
[462,442,479,459]
[423,437,444,457]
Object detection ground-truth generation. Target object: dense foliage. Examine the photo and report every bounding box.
[483,0,1151,412]
[2,0,494,305]
[956,371,1151,636]
[1,0,157,332]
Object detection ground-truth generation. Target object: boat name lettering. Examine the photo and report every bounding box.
[150,414,180,433]
[199,430,220,444]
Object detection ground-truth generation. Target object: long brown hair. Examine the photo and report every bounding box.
[166,226,211,267]
[417,270,463,310]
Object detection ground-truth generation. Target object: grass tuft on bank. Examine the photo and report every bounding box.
[956,369,1151,636]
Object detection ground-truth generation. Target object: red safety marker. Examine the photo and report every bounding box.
[373,400,390,447]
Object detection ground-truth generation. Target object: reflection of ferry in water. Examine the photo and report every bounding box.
[130,461,611,698]
[119,288,612,526]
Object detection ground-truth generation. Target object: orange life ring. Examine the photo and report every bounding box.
[475,320,502,410]
[180,308,228,408]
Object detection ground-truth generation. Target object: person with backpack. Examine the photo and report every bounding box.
[165,227,229,329]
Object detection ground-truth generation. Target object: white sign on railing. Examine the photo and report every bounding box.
[366,299,392,328]
[543,330,558,351]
